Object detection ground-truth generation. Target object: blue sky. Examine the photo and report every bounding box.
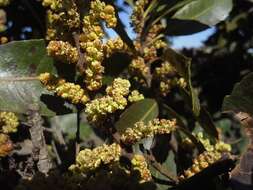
[106,0,215,49]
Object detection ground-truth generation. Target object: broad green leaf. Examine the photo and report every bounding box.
[115,99,159,133]
[173,0,233,26]
[163,48,200,116]
[222,72,253,115]
[0,39,57,116]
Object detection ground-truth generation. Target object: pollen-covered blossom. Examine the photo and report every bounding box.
[121,118,177,145]
[80,0,117,91]
[128,90,144,103]
[69,143,121,174]
[129,57,149,81]
[103,38,129,57]
[131,154,152,183]
[0,133,13,157]
[85,78,130,123]
[0,112,19,134]
[47,40,78,64]
[39,73,89,105]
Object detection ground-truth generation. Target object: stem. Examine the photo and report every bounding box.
[143,0,158,19]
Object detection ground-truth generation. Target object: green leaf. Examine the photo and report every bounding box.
[0,39,57,116]
[173,0,233,26]
[163,48,200,116]
[115,99,159,133]
[222,72,253,115]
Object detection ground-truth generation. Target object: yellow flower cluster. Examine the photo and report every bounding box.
[131,0,149,34]
[69,143,121,174]
[128,90,144,103]
[103,38,129,58]
[153,62,186,96]
[47,40,78,64]
[0,0,10,6]
[0,133,13,157]
[85,78,130,123]
[129,57,149,82]
[39,73,90,105]
[43,0,80,41]
[80,0,117,91]
[0,112,19,134]
[121,118,177,145]
[131,154,152,183]
[180,150,222,179]
[180,133,231,180]
[0,112,18,157]
[42,0,63,10]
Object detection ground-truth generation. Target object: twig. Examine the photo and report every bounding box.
[73,32,86,74]
[27,105,52,175]
[0,76,38,82]
[52,140,62,165]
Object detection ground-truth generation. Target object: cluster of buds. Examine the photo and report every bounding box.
[47,41,78,64]
[131,154,152,183]
[39,73,90,105]
[43,0,80,41]
[121,118,177,145]
[153,62,187,96]
[0,112,19,134]
[0,112,19,157]
[129,57,149,83]
[128,90,144,103]
[103,38,129,58]
[80,0,117,91]
[131,0,149,34]
[69,143,121,174]
[180,133,231,180]
[85,78,130,123]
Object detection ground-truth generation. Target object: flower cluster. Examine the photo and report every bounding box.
[129,57,149,83]
[131,154,152,183]
[85,78,130,123]
[0,111,18,157]
[39,73,90,105]
[180,133,231,180]
[0,133,13,157]
[121,118,177,145]
[128,90,144,103]
[80,0,117,90]
[153,62,187,96]
[47,41,78,64]
[69,143,121,174]
[0,111,19,134]
[103,38,129,58]
[131,0,149,34]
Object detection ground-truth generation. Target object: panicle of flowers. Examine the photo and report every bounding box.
[103,37,129,58]
[153,62,186,96]
[128,90,144,103]
[0,112,19,134]
[43,0,80,41]
[180,132,231,180]
[131,154,152,183]
[131,0,149,34]
[121,118,177,145]
[0,133,13,157]
[69,143,121,174]
[129,56,149,83]
[47,40,78,64]
[85,78,130,123]
[80,0,117,91]
[39,73,90,105]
